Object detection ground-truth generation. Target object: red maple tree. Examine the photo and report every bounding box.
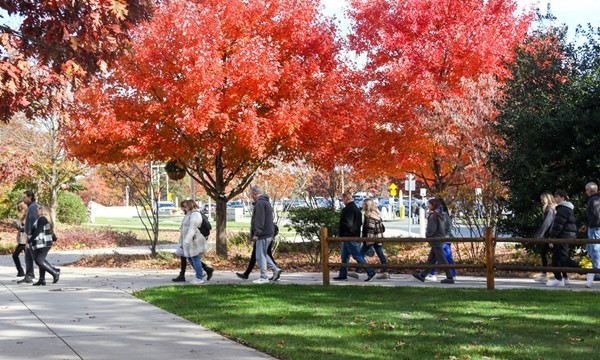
[0,0,152,122]
[347,0,532,191]
[66,0,352,257]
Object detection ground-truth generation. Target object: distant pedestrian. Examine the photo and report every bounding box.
[426,199,456,281]
[17,190,38,284]
[412,198,455,284]
[249,185,282,284]
[546,190,579,287]
[532,193,567,283]
[11,201,28,277]
[178,199,208,285]
[30,204,60,286]
[333,192,376,282]
[172,200,214,283]
[579,182,600,287]
[236,236,278,281]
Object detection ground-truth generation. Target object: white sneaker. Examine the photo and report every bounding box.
[252,278,269,284]
[533,275,548,283]
[376,273,390,280]
[347,272,360,279]
[563,278,571,285]
[189,277,205,285]
[546,279,564,287]
[425,274,437,281]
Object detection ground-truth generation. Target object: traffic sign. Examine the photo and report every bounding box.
[389,183,397,197]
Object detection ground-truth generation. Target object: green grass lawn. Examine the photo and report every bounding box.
[135,285,600,360]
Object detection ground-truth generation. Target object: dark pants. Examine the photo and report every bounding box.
[419,246,454,279]
[24,246,35,278]
[243,241,277,276]
[539,243,567,278]
[12,244,26,274]
[551,244,579,280]
[357,243,388,273]
[33,247,59,281]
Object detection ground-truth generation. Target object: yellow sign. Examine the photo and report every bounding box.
[389,183,397,197]
[168,192,173,201]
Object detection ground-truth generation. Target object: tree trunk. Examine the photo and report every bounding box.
[215,197,228,257]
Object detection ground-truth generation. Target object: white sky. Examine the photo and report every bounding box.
[321,0,600,40]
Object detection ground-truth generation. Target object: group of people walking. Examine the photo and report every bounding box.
[12,190,60,286]
[533,184,600,288]
[332,192,457,283]
[173,185,282,285]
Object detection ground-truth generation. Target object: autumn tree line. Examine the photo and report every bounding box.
[1,0,599,257]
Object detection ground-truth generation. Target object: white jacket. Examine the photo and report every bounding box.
[179,211,207,257]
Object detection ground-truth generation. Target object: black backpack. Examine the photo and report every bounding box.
[197,211,212,237]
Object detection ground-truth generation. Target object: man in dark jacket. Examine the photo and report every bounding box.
[17,190,38,284]
[547,189,579,287]
[580,182,600,281]
[334,192,375,282]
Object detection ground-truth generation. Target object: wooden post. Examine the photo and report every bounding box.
[485,226,495,290]
[321,227,329,286]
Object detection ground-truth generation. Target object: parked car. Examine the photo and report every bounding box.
[155,201,182,216]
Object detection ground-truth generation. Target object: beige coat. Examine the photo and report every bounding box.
[179,211,207,257]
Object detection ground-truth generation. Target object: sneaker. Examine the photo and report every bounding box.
[440,278,455,284]
[272,269,283,282]
[376,273,390,280]
[563,278,570,285]
[412,273,425,282]
[17,276,33,284]
[365,273,376,282]
[252,278,269,284]
[546,279,564,287]
[332,276,348,281]
[533,275,548,283]
[347,271,359,279]
[205,268,214,281]
[425,274,437,281]
[236,272,249,280]
[189,277,205,285]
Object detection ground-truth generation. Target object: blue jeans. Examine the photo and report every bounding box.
[187,254,205,280]
[340,241,374,277]
[430,243,456,277]
[358,243,388,273]
[587,228,600,280]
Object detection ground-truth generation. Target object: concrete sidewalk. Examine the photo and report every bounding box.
[1,250,598,360]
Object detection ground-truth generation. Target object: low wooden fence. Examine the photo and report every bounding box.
[320,227,600,289]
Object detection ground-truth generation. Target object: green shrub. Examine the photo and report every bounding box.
[286,207,340,263]
[57,191,88,225]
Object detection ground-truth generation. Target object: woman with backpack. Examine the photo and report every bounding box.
[174,199,210,284]
[12,201,28,277]
[412,198,455,284]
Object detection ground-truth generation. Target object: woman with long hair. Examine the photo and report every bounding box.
[172,200,214,282]
[178,199,208,284]
[534,192,570,284]
[353,199,388,279]
[12,201,29,277]
[412,198,455,284]
[30,204,60,286]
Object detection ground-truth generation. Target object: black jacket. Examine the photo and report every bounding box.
[339,201,362,237]
[548,201,577,239]
[586,193,600,228]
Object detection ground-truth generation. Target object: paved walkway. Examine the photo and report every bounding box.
[1,247,597,360]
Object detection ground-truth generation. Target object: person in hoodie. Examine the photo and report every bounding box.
[249,185,282,284]
[579,182,600,283]
[546,189,580,287]
[412,198,455,284]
